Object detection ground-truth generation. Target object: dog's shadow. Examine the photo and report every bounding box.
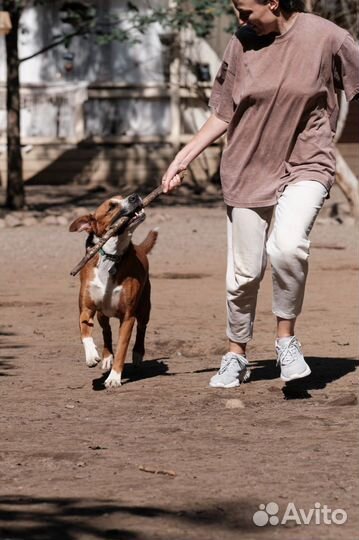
[92,358,170,391]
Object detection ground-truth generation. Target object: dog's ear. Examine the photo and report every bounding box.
[69,215,94,233]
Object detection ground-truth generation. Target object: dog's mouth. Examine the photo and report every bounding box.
[109,193,143,222]
[127,208,146,228]
[113,207,146,236]
[104,193,146,236]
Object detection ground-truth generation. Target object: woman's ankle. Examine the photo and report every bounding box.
[276,316,296,338]
[229,340,247,356]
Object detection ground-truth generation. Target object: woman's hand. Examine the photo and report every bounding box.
[162,160,187,193]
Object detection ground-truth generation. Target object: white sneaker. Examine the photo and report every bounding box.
[209,352,250,388]
[276,336,311,382]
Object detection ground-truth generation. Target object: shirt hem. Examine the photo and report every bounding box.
[334,31,351,56]
[223,177,333,208]
[223,196,277,208]
[280,176,332,193]
[347,87,359,102]
[211,109,231,123]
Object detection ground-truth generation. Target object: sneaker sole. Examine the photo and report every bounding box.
[209,368,250,388]
[209,379,240,388]
[280,366,311,382]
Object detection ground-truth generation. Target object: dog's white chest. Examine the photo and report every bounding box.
[89,266,123,317]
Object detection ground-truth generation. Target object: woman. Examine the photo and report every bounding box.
[162,0,359,388]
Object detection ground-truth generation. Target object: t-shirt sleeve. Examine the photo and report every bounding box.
[334,33,359,101]
[209,36,239,122]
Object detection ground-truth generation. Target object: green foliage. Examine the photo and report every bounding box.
[59,1,96,27]
[163,0,236,38]
[5,0,358,54]
[8,0,238,63]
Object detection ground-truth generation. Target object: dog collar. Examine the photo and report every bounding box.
[99,247,123,263]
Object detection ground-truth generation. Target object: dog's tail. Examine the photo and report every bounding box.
[139,228,159,254]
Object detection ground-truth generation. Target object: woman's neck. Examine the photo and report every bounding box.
[276,11,299,35]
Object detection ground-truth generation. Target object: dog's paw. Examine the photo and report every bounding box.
[86,354,101,368]
[82,337,101,368]
[102,355,113,371]
[104,369,122,388]
[132,351,143,367]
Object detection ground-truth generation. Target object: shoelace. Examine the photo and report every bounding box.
[219,354,246,374]
[276,337,301,366]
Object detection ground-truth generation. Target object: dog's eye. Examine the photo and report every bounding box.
[108,202,117,212]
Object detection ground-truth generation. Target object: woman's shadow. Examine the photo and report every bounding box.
[246,356,359,399]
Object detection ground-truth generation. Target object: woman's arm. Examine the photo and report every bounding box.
[162,114,228,193]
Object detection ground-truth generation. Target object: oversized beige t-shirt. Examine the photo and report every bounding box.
[209,13,359,208]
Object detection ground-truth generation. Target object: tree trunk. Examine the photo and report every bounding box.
[335,148,359,220]
[4,2,24,210]
[334,91,359,220]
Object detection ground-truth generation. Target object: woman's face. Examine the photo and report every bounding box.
[232,0,278,35]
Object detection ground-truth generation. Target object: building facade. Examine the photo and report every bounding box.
[0,1,357,189]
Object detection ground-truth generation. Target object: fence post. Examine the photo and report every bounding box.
[169,0,181,154]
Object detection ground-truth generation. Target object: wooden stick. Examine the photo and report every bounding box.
[139,465,176,477]
[70,184,164,276]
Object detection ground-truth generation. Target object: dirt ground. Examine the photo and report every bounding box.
[0,185,358,540]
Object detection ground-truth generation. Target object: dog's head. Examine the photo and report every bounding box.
[69,193,145,238]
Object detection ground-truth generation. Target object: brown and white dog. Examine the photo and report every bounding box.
[69,193,158,388]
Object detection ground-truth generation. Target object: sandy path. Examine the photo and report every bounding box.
[0,202,358,540]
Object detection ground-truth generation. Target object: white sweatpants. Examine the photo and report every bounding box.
[226,180,328,343]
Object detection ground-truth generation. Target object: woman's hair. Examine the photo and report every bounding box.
[259,0,306,12]
[278,0,306,11]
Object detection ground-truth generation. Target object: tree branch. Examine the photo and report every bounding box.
[19,27,88,63]
[18,16,158,64]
